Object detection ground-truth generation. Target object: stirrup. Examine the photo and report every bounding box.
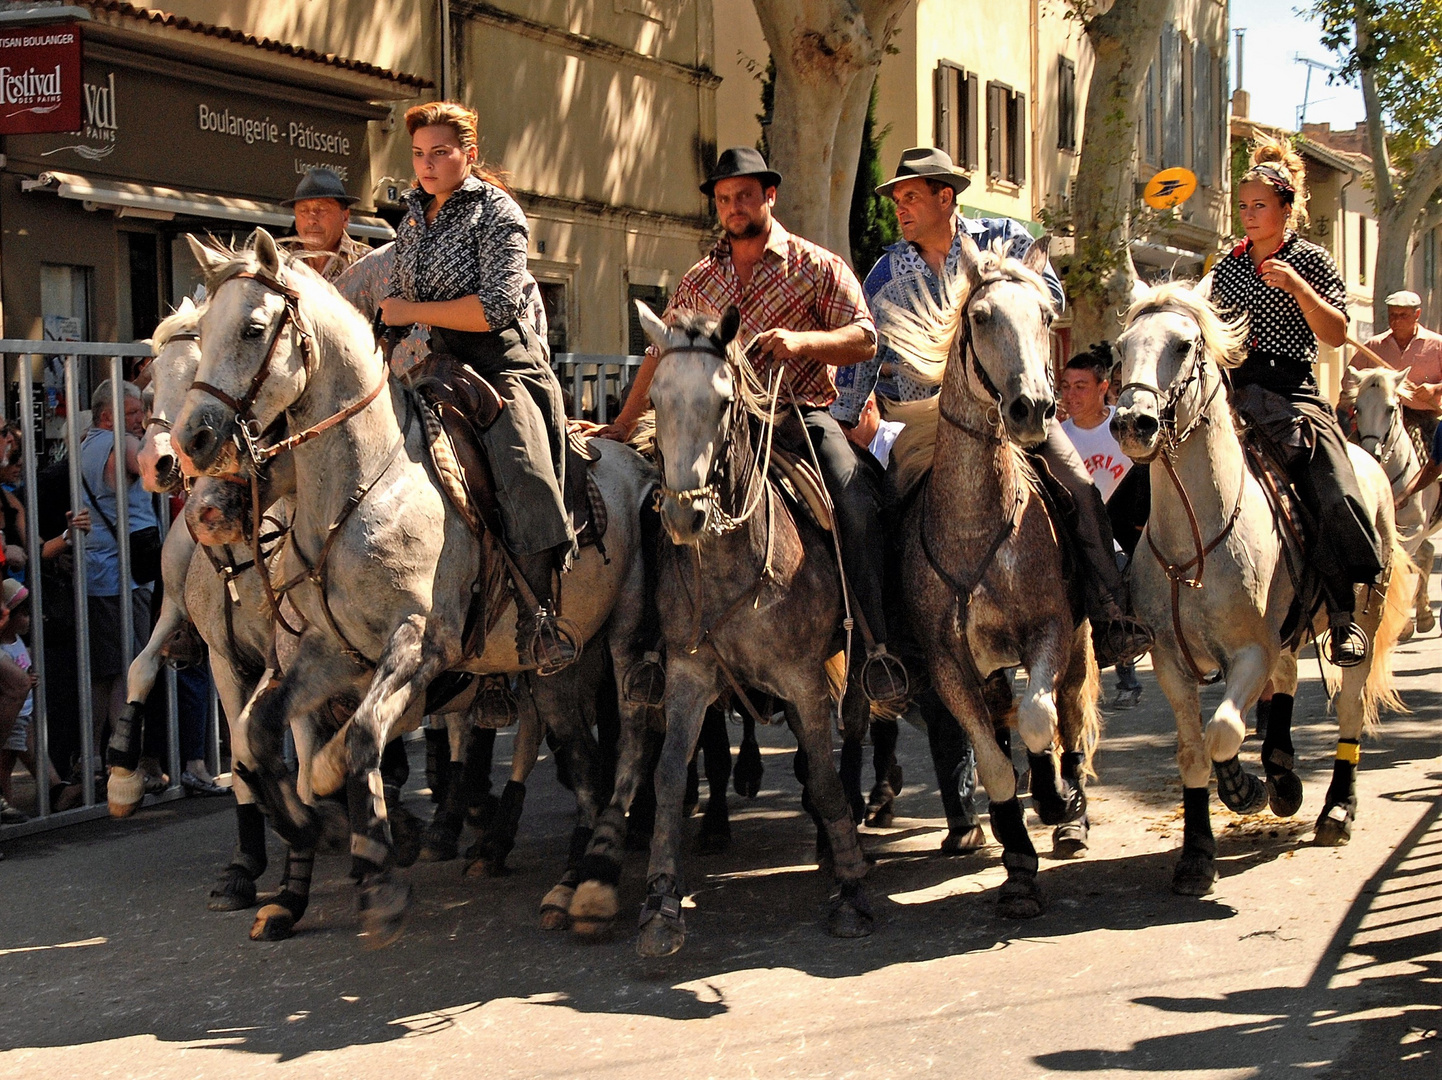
[523,609,580,676]
[476,675,519,727]
[622,651,667,708]
[861,646,909,710]
[1324,621,1369,668]
[1092,616,1154,670]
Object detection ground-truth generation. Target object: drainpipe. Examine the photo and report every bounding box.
[440,0,453,100]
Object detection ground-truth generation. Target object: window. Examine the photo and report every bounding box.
[1358,217,1368,285]
[40,264,90,343]
[1142,61,1158,166]
[1159,23,1186,169]
[1057,57,1077,152]
[1425,229,1437,290]
[537,280,568,355]
[627,283,668,356]
[127,233,161,342]
[1191,42,1213,187]
[986,81,1027,185]
[934,61,979,171]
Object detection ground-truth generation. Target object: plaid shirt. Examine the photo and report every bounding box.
[658,219,875,407]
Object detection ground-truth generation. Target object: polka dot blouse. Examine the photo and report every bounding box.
[1211,231,1348,393]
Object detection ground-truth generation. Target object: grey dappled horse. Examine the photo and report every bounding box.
[1112,282,1411,895]
[634,302,874,958]
[172,231,655,945]
[882,234,1100,918]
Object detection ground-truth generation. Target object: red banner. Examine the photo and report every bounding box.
[0,22,82,135]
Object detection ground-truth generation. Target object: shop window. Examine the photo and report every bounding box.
[127,233,161,342]
[628,283,668,356]
[934,61,979,171]
[538,280,568,355]
[1057,57,1077,152]
[41,264,91,343]
[986,82,1026,185]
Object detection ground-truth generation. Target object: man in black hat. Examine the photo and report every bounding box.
[601,146,907,706]
[282,166,369,281]
[850,146,1151,672]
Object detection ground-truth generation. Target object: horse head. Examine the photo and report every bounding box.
[880,234,1057,447]
[635,300,744,545]
[1352,365,1408,463]
[1112,281,1247,462]
[173,228,311,478]
[138,295,202,493]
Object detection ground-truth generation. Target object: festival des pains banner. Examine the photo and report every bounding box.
[0,22,83,135]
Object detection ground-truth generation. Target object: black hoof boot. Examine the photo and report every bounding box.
[997,851,1044,918]
[734,736,763,798]
[1028,751,1086,826]
[1052,813,1090,859]
[636,875,686,958]
[825,879,875,938]
[1172,787,1218,896]
[1260,693,1301,818]
[208,860,261,912]
[1214,755,1267,815]
[1314,752,1357,846]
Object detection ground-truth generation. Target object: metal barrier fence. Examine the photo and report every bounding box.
[0,341,224,838]
[555,354,645,423]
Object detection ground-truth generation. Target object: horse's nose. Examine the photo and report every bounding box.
[1131,413,1160,440]
[660,499,707,545]
[1008,394,1049,429]
[175,403,230,473]
[185,424,218,468]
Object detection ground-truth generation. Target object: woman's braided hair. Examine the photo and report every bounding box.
[1241,134,1310,227]
[403,100,512,194]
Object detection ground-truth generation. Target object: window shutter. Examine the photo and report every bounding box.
[1058,58,1076,152]
[1011,91,1027,184]
[963,72,980,170]
[986,82,1004,179]
[934,64,952,156]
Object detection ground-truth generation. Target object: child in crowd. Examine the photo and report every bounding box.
[0,578,63,825]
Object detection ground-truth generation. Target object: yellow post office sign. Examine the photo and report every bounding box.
[1143,167,1198,209]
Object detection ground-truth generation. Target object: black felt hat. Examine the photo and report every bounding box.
[282,167,358,208]
[876,146,972,197]
[700,147,782,197]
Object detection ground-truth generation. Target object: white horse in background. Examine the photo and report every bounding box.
[1111,282,1412,898]
[1352,366,1439,639]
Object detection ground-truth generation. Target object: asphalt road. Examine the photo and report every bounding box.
[1,593,1438,1079]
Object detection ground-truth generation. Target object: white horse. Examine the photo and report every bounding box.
[1352,366,1439,638]
[172,230,656,944]
[1112,282,1411,897]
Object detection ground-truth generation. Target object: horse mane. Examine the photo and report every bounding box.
[1353,365,1405,395]
[875,242,1052,389]
[663,308,778,419]
[151,300,202,349]
[192,234,330,295]
[1122,281,1249,370]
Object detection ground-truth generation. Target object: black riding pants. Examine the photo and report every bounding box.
[1034,416,1127,617]
[430,324,575,563]
[776,406,890,646]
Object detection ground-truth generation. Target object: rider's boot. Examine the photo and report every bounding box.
[1073,485,1153,669]
[1326,609,1369,667]
[512,549,578,675]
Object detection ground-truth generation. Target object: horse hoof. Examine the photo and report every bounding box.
[357,872,411,950]
[569,880,619,939]
[1171,850,1218,896]
[207,865,258,912]
[1052,815,1090,859]
[1266,772,1304,819]
[637,917,685,958]
[107,769,145,817]
[1416,608,1436,635]
[1314,802,1354,846]
[1398,619,1416,643]
[249,903,296,942]
[865,804,895,829]
[694,823,731,856]
[1215,756,1268,815]
[418,828,459,863]
[538,884,575,931]
[825,882,875,938]
[940,825,986,855]
[997,875,1044,919]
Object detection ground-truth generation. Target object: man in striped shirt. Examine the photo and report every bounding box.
[602,147,905,703]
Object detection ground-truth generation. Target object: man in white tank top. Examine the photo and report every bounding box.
[1060,347,1142,709]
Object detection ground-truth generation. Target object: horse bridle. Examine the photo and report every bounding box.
[142,328,200,440]
[188,269,386,467]
[1358,399,1403,473]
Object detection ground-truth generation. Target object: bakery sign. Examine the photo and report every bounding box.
[0,22,82,134]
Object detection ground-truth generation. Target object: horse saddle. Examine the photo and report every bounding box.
[412,352,607,550]
[769,449,833,532]
[1239,429,1322,648]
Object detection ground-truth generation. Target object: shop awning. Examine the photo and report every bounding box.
[21,170,394,240]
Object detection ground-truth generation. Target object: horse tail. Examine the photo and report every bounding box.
[1363,538,1415,730]
[1078,638,1103,780]
[824,650,847,705]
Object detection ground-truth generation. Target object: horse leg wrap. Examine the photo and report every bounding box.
[274,850,314,920]
[1253,696,1272,741]
[379,735,411,790]
[1214,755,1268,815]
[577,850,622,888]
[987,796,1036,858]
[840,737,865,824]
[566,825,595,872]
[639,875,685,931]
[105,701,145,771]
[824,816,868,881]
[424,727,449,804]
[1324,748,1358,810]
[236,802,268,873]
[347,769,392,878]
[1260,694,1295,776]
[475,779,526,866]
[464,727,497,828]
[1028,751,1086,826]
[1181,786,1216,858]
[385,784,423,868]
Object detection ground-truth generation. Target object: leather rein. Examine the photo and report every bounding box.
[1122,325,1243,684]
